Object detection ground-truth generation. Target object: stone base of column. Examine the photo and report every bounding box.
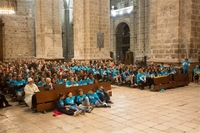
[147,58,199,64]
[36,57,65,62]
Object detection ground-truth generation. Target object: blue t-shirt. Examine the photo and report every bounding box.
[182,60,190,70]
[60,100,65,107]
[194,68,200,76]
[170,68,176,74]
[136,73,145,83]
[87,78,94,84]
[76,94,87,103]
[161,70,168,76]
[65,96,75,105]
[87,92,101,104]
[14,79,26,92]
[66,80,79,87]
[56,79,64,84]
[38,81,46,87]
[79,79,88,86]
[8,79,15,86]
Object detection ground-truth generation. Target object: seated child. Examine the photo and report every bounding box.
[65,92,87,115]
[96,85,113,104]
[87,88,111,108]
[76,88,93,112]
[55,93,79,116]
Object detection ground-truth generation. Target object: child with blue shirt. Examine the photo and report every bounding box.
[56,75,64,84]
[87,74,95,84]
[113,67,122,85]
[37,77,46,87]
[55,93,80,116]
[136,69,146,90]
[87,88,111,108]
[96,85,113,104]
[66,77,79,87]
[79,75,89,86]
[193,65,200,83]
[65,92,87,115]
[146,69,154,90]
[75,89,93,112]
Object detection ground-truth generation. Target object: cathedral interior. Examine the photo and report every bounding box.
[0,1,200,133]
[0,0,199,65]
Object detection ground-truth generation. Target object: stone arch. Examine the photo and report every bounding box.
[115,20,131,33]
[115,22,130,63]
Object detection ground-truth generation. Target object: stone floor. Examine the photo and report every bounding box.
[0,83,200,133]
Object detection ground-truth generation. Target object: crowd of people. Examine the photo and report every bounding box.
[0,57,199,111]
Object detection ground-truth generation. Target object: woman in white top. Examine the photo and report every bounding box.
[24,78,40,109]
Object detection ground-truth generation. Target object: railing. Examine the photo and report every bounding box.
[111,0,136,17]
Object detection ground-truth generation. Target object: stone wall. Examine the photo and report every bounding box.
[74,0,110,60]
[0,0,35,61]
[190,0,200,61]
[149,0,199,65]
[150,0,180,62]
[34,0,63,59]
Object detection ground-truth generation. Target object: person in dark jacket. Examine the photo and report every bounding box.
[55,93,80,116]
[0,93,12,109]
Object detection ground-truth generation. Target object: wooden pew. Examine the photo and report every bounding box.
[174,74,189,86]
[38,86,45,92]
[154,74,189,91]
[154,76,176,91]
[36,82,112,112]
[53,83,65,90]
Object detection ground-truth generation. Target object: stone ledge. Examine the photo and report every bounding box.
[147,58,199,64]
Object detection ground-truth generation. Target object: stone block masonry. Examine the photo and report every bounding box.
[149,0,199,64]
[34,0,63,59]
[73,0,111,60]
[2,15,35,61]
[0,0,35,62]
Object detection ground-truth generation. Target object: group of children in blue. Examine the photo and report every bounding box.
[0,58,200,105]
[55,86,112,116]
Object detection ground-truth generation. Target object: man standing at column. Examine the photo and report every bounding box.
[182,57,190,74]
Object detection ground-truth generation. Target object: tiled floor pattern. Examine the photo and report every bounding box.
[0,83,200,133]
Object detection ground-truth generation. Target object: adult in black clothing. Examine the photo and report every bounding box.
[55,93,79,116]
[0,93,12,108]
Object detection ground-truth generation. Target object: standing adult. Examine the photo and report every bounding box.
[182,57,190,74]
[24,78,40,109]
[14,74,26,104]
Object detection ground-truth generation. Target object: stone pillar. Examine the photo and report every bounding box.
[149,0,199,64]
[34,0,63,59]
[61,0,74,60]
[73,0,111,60]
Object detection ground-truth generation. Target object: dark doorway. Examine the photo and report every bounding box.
[0,19,4,62]
[116,22,130,63]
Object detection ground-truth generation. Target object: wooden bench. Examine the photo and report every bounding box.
[154,74,189,91]
[36,82,112,112]
[53,83,65,90]
[154,76,176,91]
[174,74,189,86]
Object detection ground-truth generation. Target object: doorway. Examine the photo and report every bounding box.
[116,22,130,63]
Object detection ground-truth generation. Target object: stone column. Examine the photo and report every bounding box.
[149,0,199,64]
[73,0,111,60]
[34,0,63,59]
